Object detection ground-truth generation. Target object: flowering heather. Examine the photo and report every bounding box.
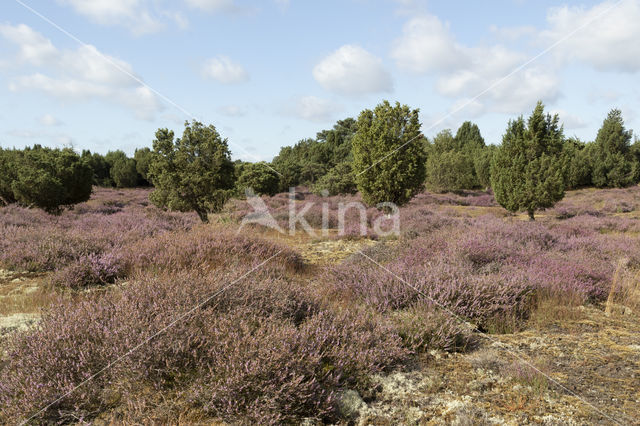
[0,187,197,286]
[1,186,639,423]
[0,269,406,424]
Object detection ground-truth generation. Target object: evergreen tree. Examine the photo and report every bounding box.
[352,100,426,206]
[235,161,281,196]
[9,146,92,214]
[148,121,235,223]
[491,102,565,220]
[590,109,636,187]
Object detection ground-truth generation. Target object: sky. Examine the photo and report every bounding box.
[1,0,639,161]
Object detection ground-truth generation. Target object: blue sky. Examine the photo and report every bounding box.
[1,0,639,160]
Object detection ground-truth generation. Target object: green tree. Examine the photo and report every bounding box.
[352,100,427,206]
[148,121,235,223]
[490,102,565,220]
[454,121,485,152]
[424,126,485,192]
[0,148,19,205]
[134,147,153,184]
[235,161,281,196]
[562,138,592,189]
[81,150,112,186]
[473,145,497,190]
[9,146,92,214]
[313,162,357,195]
[426,150,476,192]
[110,157,139,188]
[590,109,635,188]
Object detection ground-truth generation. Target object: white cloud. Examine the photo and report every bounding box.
[551,109,587,130]
[541,0,640,72]
[217,105,247,117]
[1,24,163,120]
[202,56,249,84]
[0,24,58,65]
[283,96,341,122]
[391,15,467,73]
[39,114,61,126]
[58,0,165,35]
[392,15,560,115]
[313,45,393,96]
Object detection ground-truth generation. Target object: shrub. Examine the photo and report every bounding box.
[313,162,357,195]
[0,269,407,424]
[352,100,427,206]
[491,102,565,220]
[6,146,93,214]
[426,150,477,192]
[235,161,281,196]
[148,121,235,222]
[590,109,636,188]
[110,157,139,188]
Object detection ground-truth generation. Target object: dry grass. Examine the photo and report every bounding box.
[0,274,57,316]
[605,258,640,316]
[528,290,586,329]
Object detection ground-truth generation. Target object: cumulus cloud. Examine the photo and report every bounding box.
[58,0,165,35]
[313,45,393,96]
[541,0,640,72]
[202,56,250,84]
[392,15,560,115]
[391,15,467,73]
[282,96,341,122]
[551,109,587,130]
[0,24,58,65]
[0,24,163,120]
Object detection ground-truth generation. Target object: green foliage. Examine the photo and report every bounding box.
[454,121,485,152]
[473,145,497,190]
[0,148,19,205]
[426,149,476,193]
[148,120,235,223]
[81,150,112,186]
[352,100,427,206]
[425,123,487,192]
[3,146,92,214]
[562,138,593,189]
[490,102,565,220]
[272,118,356,190]
[590,109,636,188]
[313,162,357,195]
[110,157,139,188]
[235,162,281,196]
[134,147,153,183]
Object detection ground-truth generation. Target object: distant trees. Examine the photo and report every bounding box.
[491,102,566,220]
[425,124,484,192]
[352,100,426,206]
[0,146,92,213]
[134,147,153,184]
[313,162,357,195]
[148,120,235,223]
[235,161,280,196]
[272,118,356,191]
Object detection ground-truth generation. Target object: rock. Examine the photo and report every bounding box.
[337,389,366,420]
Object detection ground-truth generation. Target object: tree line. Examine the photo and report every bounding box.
[0,100,638,220]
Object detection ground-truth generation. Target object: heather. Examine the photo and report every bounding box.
[0,187,197,287]
[1,186,640,423]
[0,269,406,424]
